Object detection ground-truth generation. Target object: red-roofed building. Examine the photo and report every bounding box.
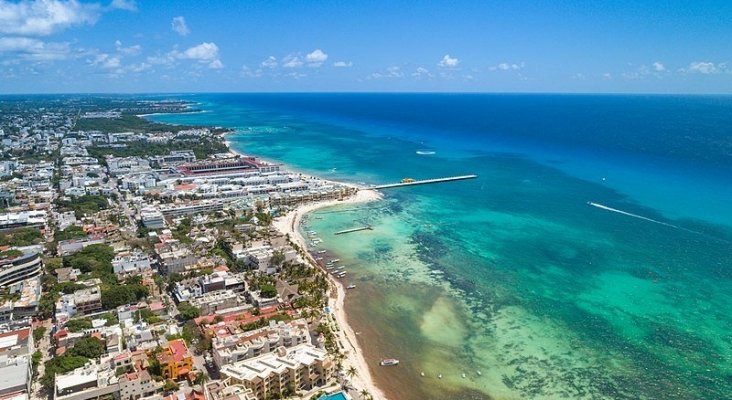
[154,339,193,381]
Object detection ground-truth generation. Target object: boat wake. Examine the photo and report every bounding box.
[587,201,709,238]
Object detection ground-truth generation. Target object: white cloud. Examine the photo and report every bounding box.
[150,42,223,70]
[332,61,352,68]
[490,62,524,71]
[0,36,70,60]
[305,49,328,67]
[260,56,277,69]
[171,16,189,36]
[114,40,140,55]
[602,73,612,80]
[652,62,665,72]
[109,0,136,11]
[411,66,433,78]
[369,65,404,79]
[179,42,219,61]
[90,52,120,69]
[282,54,303,68]
[438,54,459,68]
[0,0,103,36]
[686,61,723,74]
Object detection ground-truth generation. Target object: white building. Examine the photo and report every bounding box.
[112,252,152,275]
[212,319,310,368]
[218,344,333,400]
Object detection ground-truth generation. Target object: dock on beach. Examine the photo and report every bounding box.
[368,174,477,190]
[335,226,373,235]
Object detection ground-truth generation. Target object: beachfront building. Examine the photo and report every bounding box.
[218,344,333,400]
[154,339,193,381]
[211,319,310,368]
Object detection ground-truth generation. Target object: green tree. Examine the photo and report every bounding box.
[33,326,46,344]
[260,284,277,299]
[69,337,105,358]
[177,301,200,320]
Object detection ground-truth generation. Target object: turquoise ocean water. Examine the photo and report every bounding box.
[150,94,732,400]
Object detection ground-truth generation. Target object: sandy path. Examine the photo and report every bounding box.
[272,189,388,400]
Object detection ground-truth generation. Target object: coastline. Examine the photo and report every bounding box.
[272,189,387,400]
[224,136,389,399]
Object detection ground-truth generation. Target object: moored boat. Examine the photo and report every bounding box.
[346,284,356,289]
[380,358,400,366]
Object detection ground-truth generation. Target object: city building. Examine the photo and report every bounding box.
[54,359,119,400]
[112,252,152,275]
[219,344,333,400]
[188,290,243,316]
[154,339,193,381]
[0,211,47,232]
[140,209,165,230]
[0,246,43,287]
[212,319,310,368]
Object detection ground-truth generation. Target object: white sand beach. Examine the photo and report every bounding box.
[272,188,388,400]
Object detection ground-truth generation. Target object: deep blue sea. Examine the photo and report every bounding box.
[150,93,732,400]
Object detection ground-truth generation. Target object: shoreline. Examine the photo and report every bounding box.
[272,189,387,399]
[224,133,389,399]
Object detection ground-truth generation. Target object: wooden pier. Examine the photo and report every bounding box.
[335,226,373,235]
[369,175,477,190]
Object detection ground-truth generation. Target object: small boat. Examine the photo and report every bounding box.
[331,259,340,263]
[462,373,466,378]
[315,257,323,261]
[438,374,443,379]
[337,272,347,278]
[380,359,399,366]
[476,370,482,376]
[420,371,425,377]
[346,284,356,289]
[317,250,327,254]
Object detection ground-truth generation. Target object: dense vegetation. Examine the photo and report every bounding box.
[54,226,87,241]
[87,137,228,161]
[41,337,106,387]
[55,195,109,218]
[73,114,194,134]
[0,228,42,247]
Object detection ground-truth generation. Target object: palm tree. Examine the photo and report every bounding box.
[346,366,358,379]
[360,389,371,400]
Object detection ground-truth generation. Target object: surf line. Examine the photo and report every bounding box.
[585,201,710,238]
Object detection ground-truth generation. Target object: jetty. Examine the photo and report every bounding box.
[369,175,477,190]
[335,226,373,235]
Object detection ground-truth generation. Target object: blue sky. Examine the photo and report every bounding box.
[1,0,732,93]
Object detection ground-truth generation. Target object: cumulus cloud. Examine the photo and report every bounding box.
[148,42,223,70]
[305,49,328,66]
[0,36,70,60]
[282,54,303,68]
[260,56,277,69]
[438,54,459,68]
[686,61,723,74]
[109,0,136,11]
[652,62,665,72]
[171,16,189,36]
[368,65,404,79]
[332,60,352,68]
[114,40,140,55]
[490,62,524,71]
[89,52,120,69]
[0,0,105,36]
[411,66,433,78]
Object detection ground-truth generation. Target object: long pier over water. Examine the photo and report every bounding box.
[368,174,478,190]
